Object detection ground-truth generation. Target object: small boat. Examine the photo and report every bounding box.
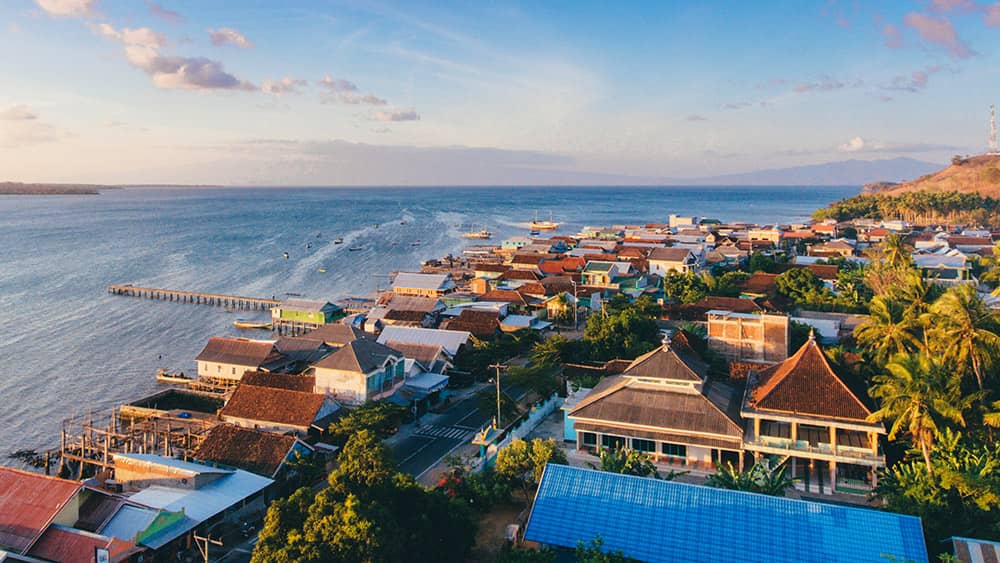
[400,220,407,225]
[234,319,273,330]
[333,237,343,244]
[462,226,493,239]
[317,269,326,273]
[282,251,289,259]
[529,230,540,236]
[349,245,364,251]
[156,368,193,384]
[411,240,421,247]
[530,210,560,230]
[305,243,312,249]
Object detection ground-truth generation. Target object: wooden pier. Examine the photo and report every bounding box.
[108,284,280,310]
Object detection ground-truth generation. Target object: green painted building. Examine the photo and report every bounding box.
[271,298,344,326]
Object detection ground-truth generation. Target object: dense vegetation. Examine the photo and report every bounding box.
[813,191,1000,224]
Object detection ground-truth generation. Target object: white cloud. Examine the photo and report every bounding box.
[372,109,420,122]
[35,0,97,17]
[261,77,307,95]
[97,23,255,91]
[838,136,867,152]
[0,105,39,121]
[208,28,253,49]
[317,75,387,105]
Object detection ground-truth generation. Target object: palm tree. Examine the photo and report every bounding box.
[705,459,796,497]
[882,234,912,270]
[868,352,977,472]
[925,284,1000,391]
[854,296,920,366]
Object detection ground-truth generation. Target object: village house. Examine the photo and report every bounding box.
[219,383,340,436]
[913,254,976,285]
[441,308,501,339]
[808,238,856,258]
[742,334,886,494]
[309,339,405,405]
[580,261,634,287]
[647,247,698,276]
[195,337,289,382]
[566,335,745,470]
[375,326,472,357]
[391,272,456,297]
[192,424,315,479]
[270,298,343,330]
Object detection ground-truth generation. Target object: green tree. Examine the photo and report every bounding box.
[925,284,1000,391]
[494,438,568,499]
[853,296,920,366]
[253,431,476,563]
[747,251,776,273]
[868,353,977,470]
[583,297,660,361]
[590,447,659,478]
[775,267,828,302]
[575,537,638,563]
[661,271,708,304]
[532,334,569,366]
[705,459,797,496]
[495,547,558,563]
[328,401,408,446]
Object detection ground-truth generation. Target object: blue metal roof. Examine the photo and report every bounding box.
[524,464,927,563]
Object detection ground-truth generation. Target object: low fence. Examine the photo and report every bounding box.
[472,392,561,471]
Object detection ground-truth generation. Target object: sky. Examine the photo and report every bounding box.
[1,0,1000,185]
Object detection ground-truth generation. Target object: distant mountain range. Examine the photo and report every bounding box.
[680,157,942,187]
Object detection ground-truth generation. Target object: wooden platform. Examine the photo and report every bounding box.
[107,284,280,310]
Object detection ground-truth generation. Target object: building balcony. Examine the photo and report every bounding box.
[745,435,883,465]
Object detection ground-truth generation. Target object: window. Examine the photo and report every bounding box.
[232,367,236,375]
[217,365,221,373]
[601,435,625,450]
[661,443,687,458]
[632,438,655,453]
[581,432,597,446]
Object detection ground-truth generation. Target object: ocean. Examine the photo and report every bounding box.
[0,185,857,462]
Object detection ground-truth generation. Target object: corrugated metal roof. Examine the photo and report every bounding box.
[392,272,454,291]
[524,464,928,563]
[376,326,470,355]
[0,467,81,554]
[100,504,159,544]
[114,454,233,476]
[279,298,336,312]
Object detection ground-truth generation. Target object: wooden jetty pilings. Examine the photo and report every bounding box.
[107,284,280,310]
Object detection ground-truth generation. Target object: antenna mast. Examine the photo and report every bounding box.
[991,105,998,155]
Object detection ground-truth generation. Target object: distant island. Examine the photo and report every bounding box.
[0,182,117,195]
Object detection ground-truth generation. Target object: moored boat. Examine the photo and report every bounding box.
[233,319,272,330]
[530,210,560,230]
[156,368,193,384]
[461,226,493,239]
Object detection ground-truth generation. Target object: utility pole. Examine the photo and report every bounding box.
[488,363,507,429]
[193,532,223,563]
[570,280,579,330]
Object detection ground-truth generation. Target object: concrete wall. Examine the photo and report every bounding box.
[199,361,254,380]
[313,367,367,404]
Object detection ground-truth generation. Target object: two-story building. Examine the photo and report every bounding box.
[309,339,405,405]
[566,335,745,471]
[742,334,885,494]
[647,247,698,276]
[391,272,456,297]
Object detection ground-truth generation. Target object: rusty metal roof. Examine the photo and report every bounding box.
[0,467,81,554]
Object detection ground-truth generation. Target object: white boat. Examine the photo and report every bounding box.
[333,237,343,244]
[349,245,364,251]
[530,211,560,230]
[462,225,493,239]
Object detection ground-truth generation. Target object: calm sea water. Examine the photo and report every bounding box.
[0,185,856,461]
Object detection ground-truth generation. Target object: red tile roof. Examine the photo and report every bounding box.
[195,337,285,367]
[443,309,501,338]
[0,467,81,554]
[192,424,300,477]
[479,289,533,306]
[220,385,330,428]
[741,272,778,294]
[500,269,542,281]
[539,261,566,275]
[748,337,873,422]
[242,371,316,392]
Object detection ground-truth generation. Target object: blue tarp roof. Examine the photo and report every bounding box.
[524,464,927,563]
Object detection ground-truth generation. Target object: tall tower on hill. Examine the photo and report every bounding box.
[991,105,999,155]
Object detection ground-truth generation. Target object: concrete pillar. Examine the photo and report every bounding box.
[830,461,837,493]
[830,426,837,451]
[870,432,878,456]
[791,422,797,443]
[753,418,760,440]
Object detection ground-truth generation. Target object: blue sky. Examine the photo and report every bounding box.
[2,0,999,185]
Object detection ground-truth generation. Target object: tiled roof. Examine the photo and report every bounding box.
[192,424,300,477]
[524,464,928,563]
[500,269,542,281]
[0,467,82,554]
[312,339,401,373]
[648,247,694,262]
[474,263,510,273]
[747,337,874,422]
[220,384,330,427]
[518,282,547,296]
[195,337,285,367]
[569,377,742,439]
[621,341,707,382]
[241,371,316,392]
[383,309,428,322]
[479,289,532,306]
[741,272,778,294]
[443,309,500,338]
[383,341,445,368]
[775,263,839,280]
[292,324,367,346]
